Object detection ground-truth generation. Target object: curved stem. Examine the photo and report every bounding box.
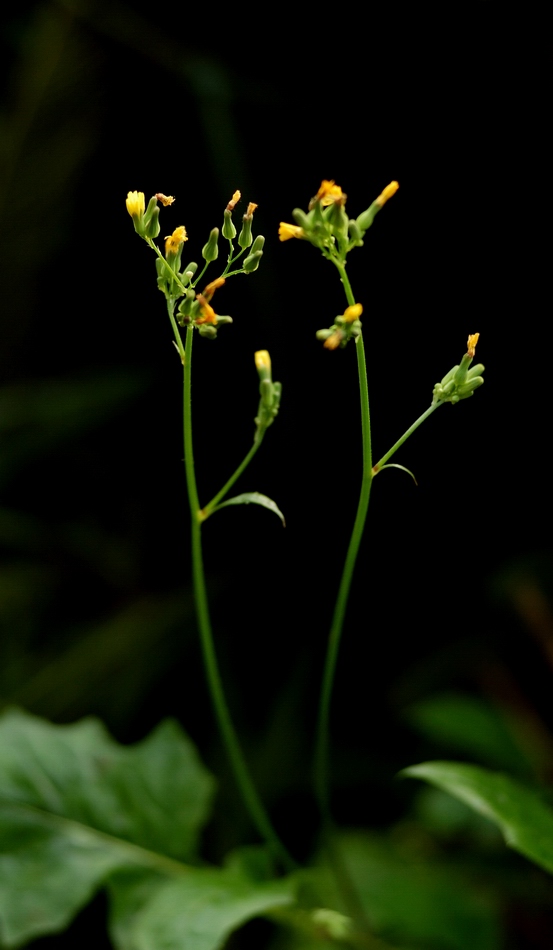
[372,402,441,472]
[202,436,264,519]
[182,326,296,871]
[314,259,373,820]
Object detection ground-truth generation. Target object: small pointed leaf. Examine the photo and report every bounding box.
[375,463,417,485]
[210,492,285,526]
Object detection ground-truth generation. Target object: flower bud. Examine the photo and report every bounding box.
[202,228,219,262]
[222,209,236,240]
[242,249,263,273]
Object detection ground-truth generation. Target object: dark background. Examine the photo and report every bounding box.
[1,4,551,945]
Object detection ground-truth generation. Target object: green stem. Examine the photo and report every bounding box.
[146,238,188,296]
[166,298,185,362]
[182,326,295,872]
[372,402,442,472]
[202,436,264,518]
[315,259,373,820]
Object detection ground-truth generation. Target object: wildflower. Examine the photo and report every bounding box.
[343,303,363,323]
[278,222,304,241]
[196,294,217,325]
[202,276,225,302]
[246,202,258,216]
[375,181,399,207]
[226,190,241,211]
[467,332,480,357]
[165,226,188,256]
[126,191,145,219]
[315,180,345,205]
[324,330,344,350]
[155,193,175,206]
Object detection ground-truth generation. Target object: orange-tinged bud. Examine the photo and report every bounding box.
[375,181,399,207]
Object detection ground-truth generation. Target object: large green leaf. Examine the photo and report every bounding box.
[402,761,553,874]
[109,864,295,950]
[0,708,215,945]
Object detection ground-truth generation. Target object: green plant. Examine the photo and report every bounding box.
[6,180,539,950]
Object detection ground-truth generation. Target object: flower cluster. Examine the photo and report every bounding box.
[432,334,485,404]
[279,179,399,259]
[316,304,364,350]
[126,189,263,339]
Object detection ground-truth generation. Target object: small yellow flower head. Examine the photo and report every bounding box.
[202,276,225,302]
[467,332,480,358]
[226,190,241,212]
[324,330,344,350]
[313,180,346,207]
[246,201,258,216]
[375,181,399,207]
[343,303,363,323]
[126,191,145,219]
[196,294,217,325]
[254,350,271,372]
[165,226,188,256]
[155,193,175,206]
[278,222,304,242]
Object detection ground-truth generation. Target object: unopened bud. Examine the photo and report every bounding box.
[243,249,263,273]
[202,228,219,262]
[222,208,237,240]
[198,325,217,339]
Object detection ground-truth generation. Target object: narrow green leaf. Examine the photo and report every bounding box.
[0,709,215,944]
[210,492,285,526]
[125,866,295,950]
[402,761,553,874]
[376,463,417,485]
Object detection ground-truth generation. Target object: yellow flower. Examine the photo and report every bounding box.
[202,276,225,302]
[246,202,258,216]
[278,222,304,241]
[467,332,480,357]
[343,303,363,323]
[226,190,241,211]
[164,226,188,255]
[155,193,175,206]
[324,330,344,350]
[196,294,217,325]
[254,350,271,372]
[314,180,346,206]
[126,191,145,219]
[375,181,399,207]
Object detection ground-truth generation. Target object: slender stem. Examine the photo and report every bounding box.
[166,298,185,362]
[182,326,296,871]
[202,435,264,518]
[315,259,373,820]
[146,238,188,296]
[373,402,442,472]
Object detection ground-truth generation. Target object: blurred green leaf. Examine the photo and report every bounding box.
[402,761,553,874]
[0,708,215,944]
[109,863,295,950]
[406,691,533,776]
[314,832,500,950]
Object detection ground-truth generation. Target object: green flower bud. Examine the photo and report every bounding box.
[202,228,219,262]
[250,234,265,253]
[238,214,253,249]
[292,207,310,228]
[356,201,380,232]
[198,324,217,339]
[348,219,363,246]
[242,249,263,273]
[143,206,160,238]
[180,262,198,285]
[222,209,236,240]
